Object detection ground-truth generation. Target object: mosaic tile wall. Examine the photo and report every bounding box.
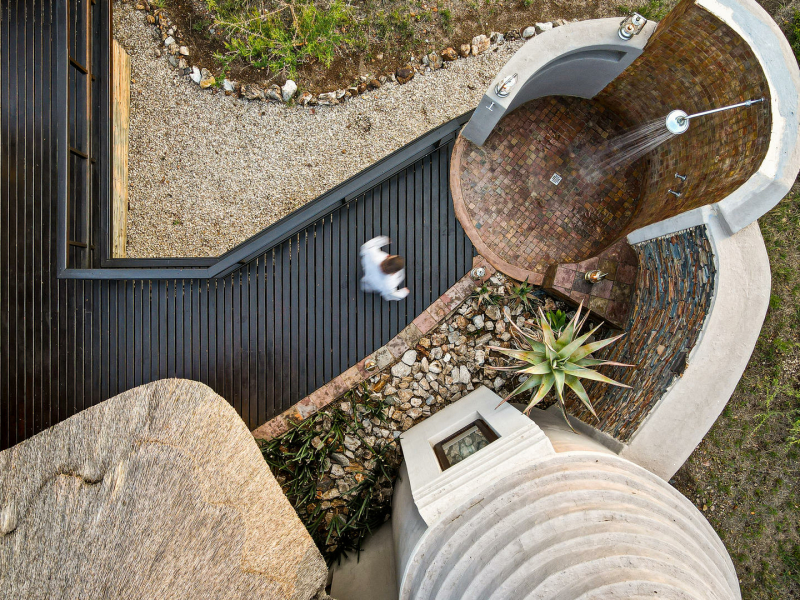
[566,226,716,442]
[596,0,771,234]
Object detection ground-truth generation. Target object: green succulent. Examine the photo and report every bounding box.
[545,309,568,333]
[509,278,538,312]
[488,303,633,427]
[472,283,500,308]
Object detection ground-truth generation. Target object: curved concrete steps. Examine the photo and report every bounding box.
[400,452,739,600]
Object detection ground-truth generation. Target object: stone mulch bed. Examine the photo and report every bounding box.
[260,273,581,560]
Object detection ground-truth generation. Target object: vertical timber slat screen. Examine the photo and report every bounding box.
[0,0,475,450]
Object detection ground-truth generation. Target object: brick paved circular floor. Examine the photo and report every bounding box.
[451,96,644,283]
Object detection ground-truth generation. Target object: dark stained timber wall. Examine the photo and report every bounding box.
[67,0,107,269]
[0,0,475,451]
[596,0,771,233]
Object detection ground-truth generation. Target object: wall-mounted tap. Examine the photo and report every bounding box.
[618,13,647,40]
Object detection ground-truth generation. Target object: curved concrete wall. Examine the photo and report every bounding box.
[597,0,772,238]
[620,214,770,478]
[462,0,800,242]
[400,452,741,600]
[460,18,656,147]
[628,0,800,241]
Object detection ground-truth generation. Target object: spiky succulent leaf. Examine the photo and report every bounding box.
[492,348,546,362]
[575,357,636,368]
[565,375,597,419]
[538,308,557,348]
[555,302,584,347]
[560,363,631,388]
[488,301,632,422]
[557,323,603,360]
[571,333,627,361]
[553,368,565,400]
[504,310,547,353]
[524,373,555,413]
[502,374,542,405]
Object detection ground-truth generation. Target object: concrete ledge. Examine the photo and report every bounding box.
[251,256,495,441]
[627,0,800,243]
[620,215,770,479]
[460,18,656,146]
[699,0,800,234]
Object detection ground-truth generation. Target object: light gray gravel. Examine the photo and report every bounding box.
[114,1,526,257]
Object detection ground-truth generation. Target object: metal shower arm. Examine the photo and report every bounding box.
[679,98,765,124]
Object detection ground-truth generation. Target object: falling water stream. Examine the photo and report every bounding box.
[578,118,676,183]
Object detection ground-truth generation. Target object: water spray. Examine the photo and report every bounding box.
[665,98,765,134]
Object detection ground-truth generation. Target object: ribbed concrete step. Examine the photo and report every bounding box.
[401,452,740,600]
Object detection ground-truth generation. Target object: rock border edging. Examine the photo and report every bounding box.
[129,1,569,108]
[251,255,495,441]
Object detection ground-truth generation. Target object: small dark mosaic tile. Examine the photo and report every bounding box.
[458,96,644,276]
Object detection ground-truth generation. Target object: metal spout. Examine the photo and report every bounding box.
[666,98,765,134]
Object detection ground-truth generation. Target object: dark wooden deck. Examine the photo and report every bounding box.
[0,0,474,450]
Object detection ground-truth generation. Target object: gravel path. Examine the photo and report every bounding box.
[115,1,526,258]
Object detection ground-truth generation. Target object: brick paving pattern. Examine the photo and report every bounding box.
[568,226,716,442]
[543,239,638,329]
[456,96,644,278]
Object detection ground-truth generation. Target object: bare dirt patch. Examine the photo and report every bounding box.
[153,0,642,93]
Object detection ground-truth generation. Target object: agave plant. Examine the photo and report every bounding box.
[488,303,633,427]
[472,283,500,308]
[509,278,538,312]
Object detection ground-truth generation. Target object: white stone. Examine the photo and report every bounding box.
[391,362,412,378]
[485,305,502,321]
[163,36,175,46]
[472,315,485,329]
[402,350,417,366]
[534,22,553,33]
[522,26,536,39]
[281,79,298,102]
[189,66,201,84]
[222,79,235,92]
[475,350,486,365]
[459,366,471,385]
[331,464,345,478]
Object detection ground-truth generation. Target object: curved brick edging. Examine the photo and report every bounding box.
[251,256,496,442]
[450,135,543,285]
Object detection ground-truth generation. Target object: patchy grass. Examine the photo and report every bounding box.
[209,0,360,78]
[787,10,800,65]
[618,0,676,21]
[673,187,800,599]
[161,0,645,92]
